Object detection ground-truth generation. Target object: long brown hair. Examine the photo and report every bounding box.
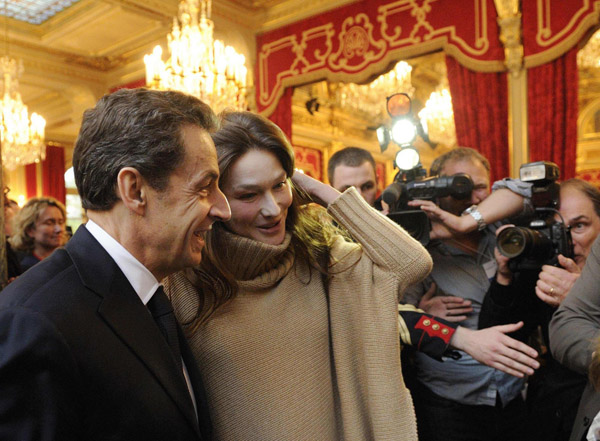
[188,111,344,327]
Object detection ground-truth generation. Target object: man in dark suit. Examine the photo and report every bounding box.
[0,88,231,440]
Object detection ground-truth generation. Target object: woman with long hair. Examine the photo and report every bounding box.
[10,196,66,271]
[164,111,432,440]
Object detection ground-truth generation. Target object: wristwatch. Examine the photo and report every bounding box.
[463,205,487,231]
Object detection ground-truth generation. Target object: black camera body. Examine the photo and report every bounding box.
[383,166,474,245]
[496,161,573,271]
[497,216,573,271]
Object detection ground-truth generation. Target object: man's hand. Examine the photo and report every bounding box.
[408,199,477,240]
[535,255,581,307]
[418,282,473,322]
[450,322,540,378]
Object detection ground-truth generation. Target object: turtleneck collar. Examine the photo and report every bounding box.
[214,226,295,290]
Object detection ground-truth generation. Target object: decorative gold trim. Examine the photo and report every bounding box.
[257,0,506,116]
[377,0,490,56]
[328,13,387,72]
[536,0,595,47]
[299,25,336,74]
[494,0,523,75]
[524,5,600,68]
[258,40,505,117]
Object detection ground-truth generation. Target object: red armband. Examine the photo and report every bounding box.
[415,315,454,344]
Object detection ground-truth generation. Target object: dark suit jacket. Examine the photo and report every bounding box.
[570,382,600,441]
[0,225,211,441]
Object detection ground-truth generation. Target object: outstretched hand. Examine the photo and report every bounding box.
[418,282,473,322]
[450,322,539,378]
[407,199,476,239]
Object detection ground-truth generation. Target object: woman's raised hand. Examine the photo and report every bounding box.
[291,170,341,207]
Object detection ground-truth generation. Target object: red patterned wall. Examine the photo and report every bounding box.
[294,146,323,180]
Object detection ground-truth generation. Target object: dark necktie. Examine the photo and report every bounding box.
[147,285,183,373]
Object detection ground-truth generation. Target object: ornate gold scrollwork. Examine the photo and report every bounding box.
[328,13,387,72]
[494,0,523,75]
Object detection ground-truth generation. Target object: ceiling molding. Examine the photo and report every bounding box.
[254,0,358,34]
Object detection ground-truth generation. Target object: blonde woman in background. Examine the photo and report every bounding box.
[10,196,66,271]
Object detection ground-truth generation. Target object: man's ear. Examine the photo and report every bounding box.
[117,167,147,215]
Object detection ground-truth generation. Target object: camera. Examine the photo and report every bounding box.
[382,159,473,245]
[376,92,473,245]
[496,161,573,271]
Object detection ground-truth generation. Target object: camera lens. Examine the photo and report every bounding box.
[497,228,526,257]
[497,226,554,260]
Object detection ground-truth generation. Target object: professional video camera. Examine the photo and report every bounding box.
[382,163,473,245]
[376,93,473,245]
[496,161,573,271]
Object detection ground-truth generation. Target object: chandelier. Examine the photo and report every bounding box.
[334,61,415,121]
[0,56,46,171]
[144,0,247,114]
[418,86,457,147]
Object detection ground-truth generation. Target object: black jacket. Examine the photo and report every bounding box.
[0,225,211,441]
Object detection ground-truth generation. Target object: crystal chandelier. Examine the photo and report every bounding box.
[144,0,247,114]
[418,87,457,147]
[0,56,46,171]
[334,61,415,121]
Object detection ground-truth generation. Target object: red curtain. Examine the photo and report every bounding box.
[446,55,509,183]
[25,163,37,199]
[527,47,577,180]
[268,87,293,142]
[41,145,66,205]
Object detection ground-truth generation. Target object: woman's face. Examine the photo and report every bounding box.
[27,205,66,251]
[221,149,293,245]
[559,186,600,268]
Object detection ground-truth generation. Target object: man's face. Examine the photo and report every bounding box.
[330,162,377,206]
[437,158,490,215]
[144,125,231,278]
[27,206,65,251]
[558,186,600,269]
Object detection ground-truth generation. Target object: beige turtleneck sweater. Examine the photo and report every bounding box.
[165,188,432,440]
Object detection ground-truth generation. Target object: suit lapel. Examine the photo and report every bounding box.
[66,226,202,438]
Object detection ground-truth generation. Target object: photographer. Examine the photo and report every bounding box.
[402,147,535,441]
[327,147,539,376]
[477,178,600,441]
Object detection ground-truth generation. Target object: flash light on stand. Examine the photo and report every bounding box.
[378,92,473,245]
[376,93,422,152]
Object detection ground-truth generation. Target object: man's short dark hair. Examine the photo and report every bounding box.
[73,88,218,211]
[327,147,376,184]
[429,147,491,177]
